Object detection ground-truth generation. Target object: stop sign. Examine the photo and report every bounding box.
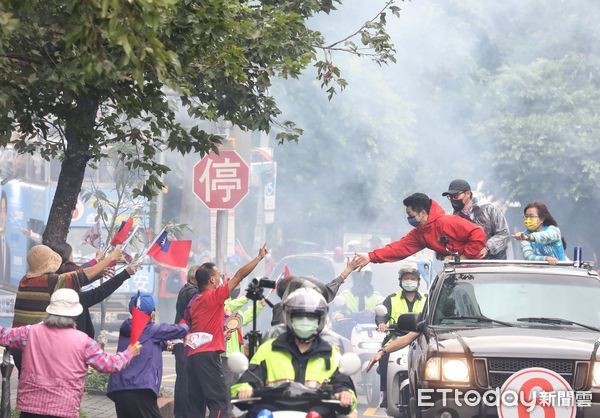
[192,150,250,210]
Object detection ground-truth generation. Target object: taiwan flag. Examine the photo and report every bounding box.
[148,230,191,268]
[110,217,134,246]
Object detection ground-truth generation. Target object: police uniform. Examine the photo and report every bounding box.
[231,332,357,417]
[376,290,426,398]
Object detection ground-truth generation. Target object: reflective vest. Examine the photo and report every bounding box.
[340,289,382,313]
[231,338,357,411]
[253,338,340,385]
[388,291,426,326]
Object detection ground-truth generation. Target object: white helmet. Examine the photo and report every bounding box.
[282,287,328,341]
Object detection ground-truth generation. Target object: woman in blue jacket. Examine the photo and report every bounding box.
[513,201,566,264]
[107,292,188,418]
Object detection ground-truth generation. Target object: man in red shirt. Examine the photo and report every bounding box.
[356,193,487,267]
[186,244,268,418]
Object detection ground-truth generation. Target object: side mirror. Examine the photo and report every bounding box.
[227,352,249,375]
[374,304,388,317]
[338,352,362,376]
[396,313,419,332]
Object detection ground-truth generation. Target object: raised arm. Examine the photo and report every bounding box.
[325,256,362,300]
[228,244,268,291]
[366,230,425,264]
[82,249,124,284]
[79,263,139,308]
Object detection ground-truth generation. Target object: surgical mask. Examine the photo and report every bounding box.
[407,216,420,228]
[524,217,540,232]
[401,280,419,292]
[451,199,465,211]
[291,316,319,340]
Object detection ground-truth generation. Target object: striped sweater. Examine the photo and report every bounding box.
[13,270,89,327]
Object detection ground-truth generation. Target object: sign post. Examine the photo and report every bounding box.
[193,150,250,270]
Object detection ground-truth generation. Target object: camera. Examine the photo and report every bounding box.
[245,277,276,301]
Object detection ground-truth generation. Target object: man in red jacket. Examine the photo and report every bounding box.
[356,193,487,266]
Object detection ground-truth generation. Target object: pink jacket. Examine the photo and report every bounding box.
[0,323,132,418]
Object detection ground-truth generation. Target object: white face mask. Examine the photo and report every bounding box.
[401,280,419,292]
[291,316,319,340]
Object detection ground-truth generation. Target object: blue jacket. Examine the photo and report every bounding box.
[107,319,188,396]
[520,225,566,261]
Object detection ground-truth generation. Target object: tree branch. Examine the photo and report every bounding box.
[322,0,394,50]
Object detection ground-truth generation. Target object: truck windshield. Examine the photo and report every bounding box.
[432,273,600,329]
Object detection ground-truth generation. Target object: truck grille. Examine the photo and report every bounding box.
[486,358,574,388]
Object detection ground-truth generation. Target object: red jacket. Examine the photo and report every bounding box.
[368,200,487,263]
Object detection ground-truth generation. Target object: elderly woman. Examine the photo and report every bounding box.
[11,244,125,373]
[0,288,141,418]
[513,201,567,264]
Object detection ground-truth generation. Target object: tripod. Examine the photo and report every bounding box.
[244,281,275,358]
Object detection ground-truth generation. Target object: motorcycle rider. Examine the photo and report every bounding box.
[332,267,383,339]
[335,267,383,317]
[375,265,426,408]
[232,286,357,418]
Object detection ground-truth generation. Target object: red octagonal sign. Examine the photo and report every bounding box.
[192,150,250,210]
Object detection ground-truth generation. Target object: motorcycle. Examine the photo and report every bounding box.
[374,305,411,418]
[229,352,361,418]
[330,301,385,407]
[338,313,385,408]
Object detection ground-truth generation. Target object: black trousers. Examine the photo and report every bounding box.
[188,351,229,418]
[110,389,162,418]
[378,352,390,392]
[174,344,197,418]
[20,413,60,418]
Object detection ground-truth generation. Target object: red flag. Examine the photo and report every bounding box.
[284,265,291,278]
[110,217,133,246]
[130,306,151,345]
[148,230,191,268]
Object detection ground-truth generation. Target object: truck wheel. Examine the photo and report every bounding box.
[365,371,381,407]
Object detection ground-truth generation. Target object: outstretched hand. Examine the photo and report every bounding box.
[127,341,142,357]
[257,244,268,260]
[354,252,371,271]
[366,350,384,373]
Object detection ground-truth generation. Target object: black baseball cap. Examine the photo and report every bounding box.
[442,179,471,196]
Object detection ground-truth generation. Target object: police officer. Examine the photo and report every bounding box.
[335,267,383,317]
[232,286,357,418]
[375,265,426,407]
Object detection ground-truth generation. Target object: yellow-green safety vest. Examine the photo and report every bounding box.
[387,291,426,326]
[231,338,357,412]
[339,289,383,313]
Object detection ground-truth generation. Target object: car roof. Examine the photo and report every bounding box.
[443,262,598,279]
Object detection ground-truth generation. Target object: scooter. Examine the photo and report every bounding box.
[229,352,361,418]
[374,305,411,418]
[330,302,385,407]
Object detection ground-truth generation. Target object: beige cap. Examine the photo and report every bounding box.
[46,288,83,317]
[26,245,62,278]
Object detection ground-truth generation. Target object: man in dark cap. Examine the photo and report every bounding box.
[443,179,510,259]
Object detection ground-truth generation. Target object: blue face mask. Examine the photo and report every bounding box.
[407,216,420,227]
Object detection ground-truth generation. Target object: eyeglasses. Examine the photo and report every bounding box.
[446,192,465,200]
[523,215,540,219]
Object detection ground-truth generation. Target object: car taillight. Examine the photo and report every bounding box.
[306,412,322,418]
